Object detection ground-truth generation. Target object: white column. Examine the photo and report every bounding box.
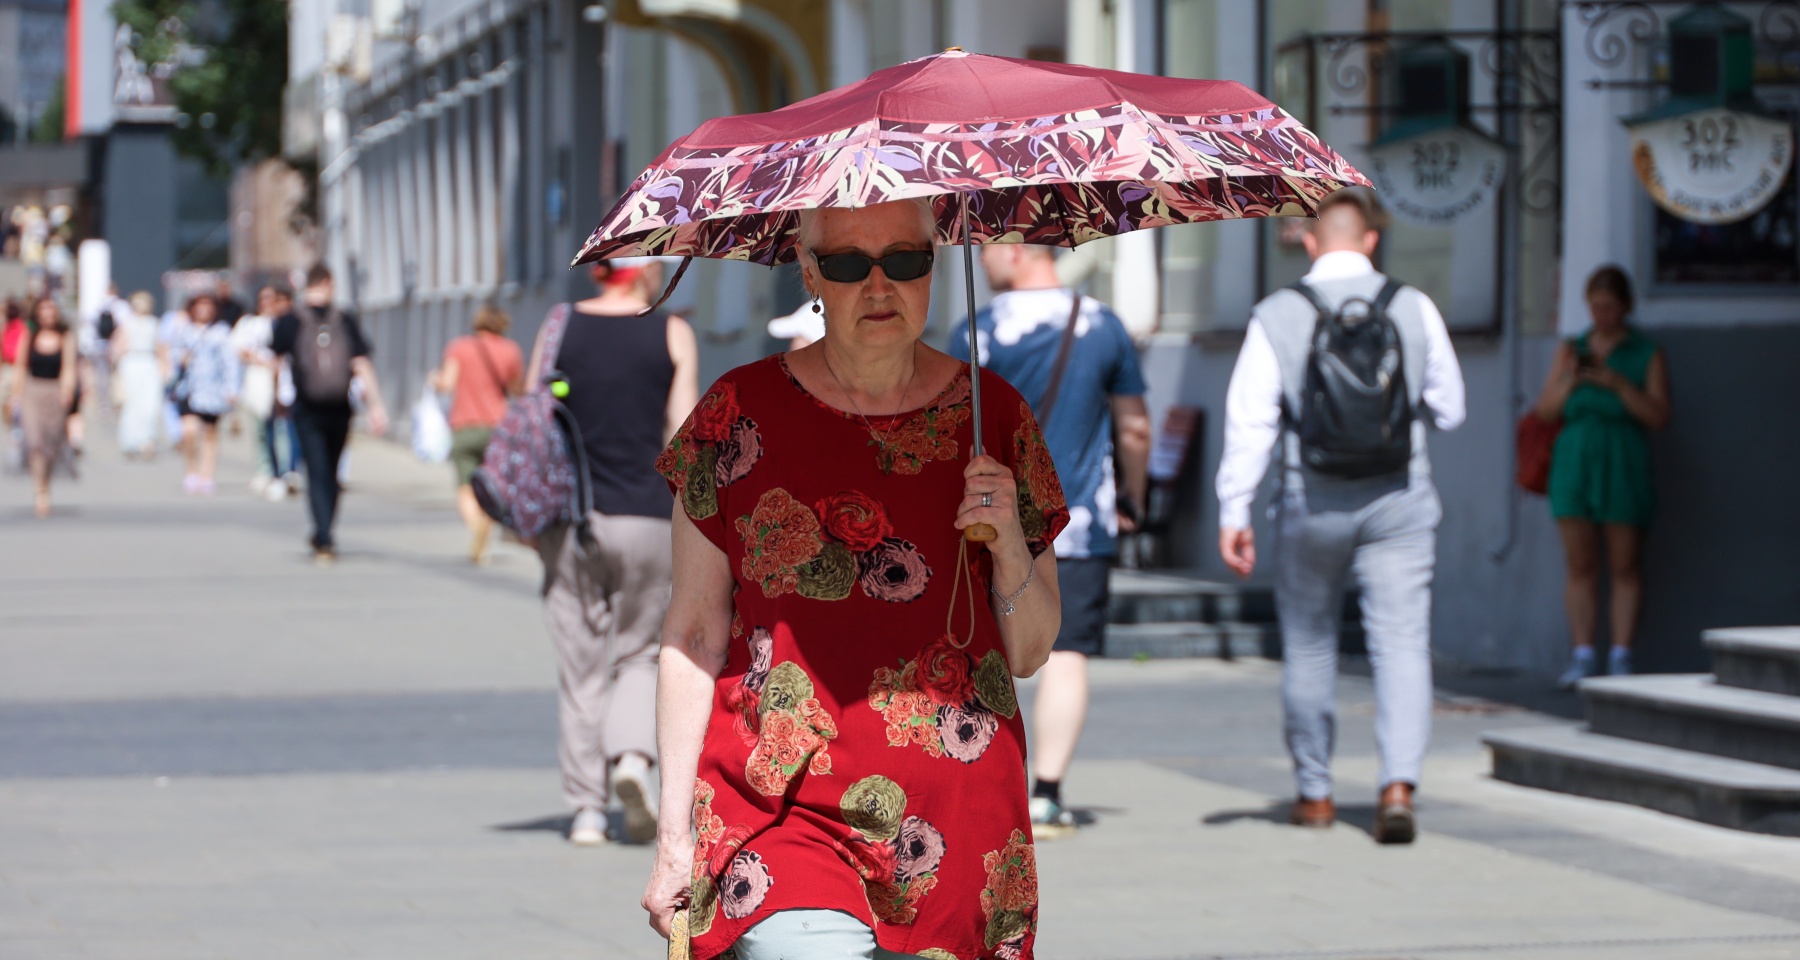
[830,0,870,87]
[499,68,522,285]
[412,112,438,293]
[393,120,419,299]
[1109,0,1159,339]
[473,83,499,290]
[434,101,459,292]
[454,91,479,290]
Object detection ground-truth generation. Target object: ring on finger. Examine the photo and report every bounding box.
[981,492,993,507]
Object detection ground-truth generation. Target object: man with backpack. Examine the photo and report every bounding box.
[271,264,390,564]
[1216,188,1464,844]
[953,243,1151,839]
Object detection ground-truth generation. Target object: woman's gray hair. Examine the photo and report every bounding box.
[794,198,939,257]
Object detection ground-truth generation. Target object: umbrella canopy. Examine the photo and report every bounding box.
[572,50,1368,267]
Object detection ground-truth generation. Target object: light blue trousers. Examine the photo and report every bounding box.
[733,909,929,960]
[1274,479,1440,800]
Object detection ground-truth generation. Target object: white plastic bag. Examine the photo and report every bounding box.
[411,386,452,463]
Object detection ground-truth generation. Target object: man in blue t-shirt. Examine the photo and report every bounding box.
[951,243,1151,838]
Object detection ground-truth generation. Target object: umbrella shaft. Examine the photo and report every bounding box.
[960,193,984,459]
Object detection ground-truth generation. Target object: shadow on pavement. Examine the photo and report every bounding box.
[1202,800,1388,842]
[491,813,573,834]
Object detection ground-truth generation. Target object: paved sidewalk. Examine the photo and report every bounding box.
[4,427,1800,959]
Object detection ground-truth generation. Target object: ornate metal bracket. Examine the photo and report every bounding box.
[1280,29,1562,215]
[1574,0,1800,89]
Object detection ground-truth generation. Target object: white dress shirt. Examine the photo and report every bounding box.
[1215,251,1466,530]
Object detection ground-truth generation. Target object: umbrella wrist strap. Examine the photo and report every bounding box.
[637,257,694,317]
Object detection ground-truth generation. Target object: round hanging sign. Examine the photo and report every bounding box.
[1629,108,1795,225]
[1363,126,1507,226]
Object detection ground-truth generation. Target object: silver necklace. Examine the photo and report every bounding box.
[821,343,918,450]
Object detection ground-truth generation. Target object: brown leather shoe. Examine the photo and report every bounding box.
[1288,795,1335,828]
[1374,782,1416,845]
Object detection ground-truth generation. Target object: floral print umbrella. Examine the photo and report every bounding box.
[571,49,1368,267]
[573,49,1368,544]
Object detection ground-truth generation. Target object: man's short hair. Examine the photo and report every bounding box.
[1313,187,1389,233]
[305,263,333,287]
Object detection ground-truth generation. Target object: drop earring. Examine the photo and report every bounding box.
[811,298,822,314]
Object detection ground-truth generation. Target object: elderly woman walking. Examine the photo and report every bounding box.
[643,199,1068,960]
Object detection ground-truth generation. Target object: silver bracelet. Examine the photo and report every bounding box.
[990,563,1034,617]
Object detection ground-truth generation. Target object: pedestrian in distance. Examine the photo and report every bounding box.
[84,282,127,424]
[6,297,79,517]
[171,294,241,496]
[952,242,1151,839]
[265,285,303,500]
[526,256,697,845]
[112,291,164,459]
[213,273,246,327]
[642,200,1068,959]
[1,299,26,468]
[230,285,287,496]
[432,302,523,565]
[156,300,194,453]
[1534,266,1670,687]
[270,264,390,564]
[1216,188,1465,844]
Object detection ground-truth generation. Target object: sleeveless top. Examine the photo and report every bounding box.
[555,307,676,519]
[1548,326,1658,527]
[1564,327,1656,425]
[27,338,63,380]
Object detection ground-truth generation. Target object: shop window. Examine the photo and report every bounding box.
[1654,148,1798,285]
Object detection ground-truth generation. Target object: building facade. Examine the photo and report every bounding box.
[292,0,1800,677]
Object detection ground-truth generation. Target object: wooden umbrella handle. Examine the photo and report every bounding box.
[667,908,691,960]
[965,523,998,542]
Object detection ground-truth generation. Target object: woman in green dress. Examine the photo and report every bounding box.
[1534,266,1671,687]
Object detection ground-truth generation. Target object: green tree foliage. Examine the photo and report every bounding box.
[112,0,287,178]
[29,76,66,144]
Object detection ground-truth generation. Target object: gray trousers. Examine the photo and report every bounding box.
[539,512,671,811]
[1274,479,1440,800]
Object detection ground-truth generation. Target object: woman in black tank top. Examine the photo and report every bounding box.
[528,258,699,845]
[557,306,677,517]
[6,298,78,517]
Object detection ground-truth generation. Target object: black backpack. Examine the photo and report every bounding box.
[1286,278,1413,479]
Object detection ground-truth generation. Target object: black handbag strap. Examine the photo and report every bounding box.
[1034,291,1084,422]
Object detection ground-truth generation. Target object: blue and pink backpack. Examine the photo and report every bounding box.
[471,304,593,543]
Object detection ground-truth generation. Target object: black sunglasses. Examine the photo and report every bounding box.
[813,249,935,283]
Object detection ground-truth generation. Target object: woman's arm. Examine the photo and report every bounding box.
[523,324,547,387]
[1533,342,1577,422]
[643,506,734,939]
[431,356,461,394]
[4,350,23,419]
[1583,349,1670,430]
[59,334,78,406]
[956,455,1062,678]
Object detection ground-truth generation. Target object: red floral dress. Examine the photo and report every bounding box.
[657,355,1068,960]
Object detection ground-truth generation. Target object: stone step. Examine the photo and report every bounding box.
[1706,627,1800,698]
[1102,621,1274,660]
[1583,674,1800,770]
[1485,725,1800,837]
[1108,569,1275,624]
